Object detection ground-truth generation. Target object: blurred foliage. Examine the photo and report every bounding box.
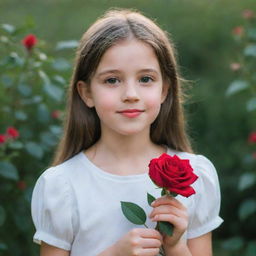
[0,0,256,255]
[0,22,74,255]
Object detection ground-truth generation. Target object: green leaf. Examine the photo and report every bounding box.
[226,80,249,96]
[52,58,71,71]
[0,242,7,250]
[0,206,6,227]
[222,236,244,251]
[245,241,256,256]
[56,40,79,50]
[0,206,6,226]
[121,201,146,225]
[239,199,256,221]
[37,103,50,123]
[248,28,256,40]
[40,131,58,147]
[53,75,66,85]
[43,83,63,102]
[18,84,32,97]
[8,52,24,67]
[158,221,173,236]
[238,173,256,191]
[1,75,13,88]
[15,110,27,121]
[0,162,19,180]
[38,70,50,85]
[8,141,23,150]
[25,142,44,159]
[246,97,256,112]
[49,125,62,135]
[244,44,256,57]
[147,193,156,206]
[1,24,15,33]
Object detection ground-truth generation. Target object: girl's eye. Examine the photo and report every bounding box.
[139,76,153,83]
[105,77,120,84]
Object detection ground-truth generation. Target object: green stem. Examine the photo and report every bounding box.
[143,223,149,228]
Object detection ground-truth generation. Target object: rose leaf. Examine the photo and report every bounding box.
[158,221,173,236]
[121,201,146,225]
[147,193,156,206]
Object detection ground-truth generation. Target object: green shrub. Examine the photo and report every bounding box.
[0,22,75,255]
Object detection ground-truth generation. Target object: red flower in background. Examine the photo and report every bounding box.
[6,127,19,139]
[248,132,256,143]
[232,26,244,36]
[242,9,255,19]
[22,34,37,50]
[149,153,198,197]
[51,110,61,119]
[0,134,6,144]
[17,180,27,191]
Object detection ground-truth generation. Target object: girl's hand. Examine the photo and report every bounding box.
[112,228,163,256]
[149,195,188,250]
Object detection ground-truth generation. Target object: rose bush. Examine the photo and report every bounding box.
[149,153,198,197]
[224,8,256,255]
[0,22,77,255]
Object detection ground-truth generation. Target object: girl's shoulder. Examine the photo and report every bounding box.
[37,151,86,184]
[167,148,219,182]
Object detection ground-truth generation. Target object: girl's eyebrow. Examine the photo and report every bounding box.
[96,69,121,77]
[96,68,159,77]
[137,68,159,75]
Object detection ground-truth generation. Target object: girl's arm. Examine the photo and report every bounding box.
[40,242,70,256]
[187,232,212,256]
[162,232,212,256]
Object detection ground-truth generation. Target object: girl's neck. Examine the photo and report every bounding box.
[84,132,166,176]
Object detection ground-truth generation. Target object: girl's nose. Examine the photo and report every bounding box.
[121,82,139,102]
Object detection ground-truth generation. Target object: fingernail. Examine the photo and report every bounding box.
[152,215,158,221]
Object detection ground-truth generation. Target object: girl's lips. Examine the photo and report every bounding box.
[117,109,144,118]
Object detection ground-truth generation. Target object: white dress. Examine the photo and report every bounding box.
[31,148,223,256]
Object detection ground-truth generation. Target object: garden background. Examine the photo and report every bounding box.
[0,0,256,255]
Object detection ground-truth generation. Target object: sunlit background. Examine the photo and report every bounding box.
[0,0,255,255]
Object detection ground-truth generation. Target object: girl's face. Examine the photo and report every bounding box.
[78,39,168,138]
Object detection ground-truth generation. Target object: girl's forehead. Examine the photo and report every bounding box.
[95,39,161,74]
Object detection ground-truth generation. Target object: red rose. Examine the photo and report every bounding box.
[22,34,37,50]
[232,26,244,36]
[248,132,256,143]
[6,127,19,139]
[242,9,254,19]
[51,110,61,119]
[0,134,6,144]
[17,180,27,191]
[149,153,198,197]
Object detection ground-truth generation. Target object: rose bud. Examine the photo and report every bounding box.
[6,127,19,139]
[22,34,37,51]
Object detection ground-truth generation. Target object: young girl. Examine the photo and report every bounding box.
[31,9,223,256]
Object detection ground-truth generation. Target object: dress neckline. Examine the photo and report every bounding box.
[77,147,178,181]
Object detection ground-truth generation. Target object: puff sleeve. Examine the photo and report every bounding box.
[187,155,223,239]
[31,168,78,250]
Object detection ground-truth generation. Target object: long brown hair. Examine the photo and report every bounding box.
[52,8,193,166]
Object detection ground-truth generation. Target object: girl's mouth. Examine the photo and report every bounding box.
[117,109,144,118]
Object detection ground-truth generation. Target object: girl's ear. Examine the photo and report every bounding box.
[161,83,169,103]
[76,80,94,108]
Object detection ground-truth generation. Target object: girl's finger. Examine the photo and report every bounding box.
[151,195,186,210]
[149,205,187,219]
[135,228,163,241]
[140,238,162,248]
[138,248,160,256]
[151,213,188,231]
